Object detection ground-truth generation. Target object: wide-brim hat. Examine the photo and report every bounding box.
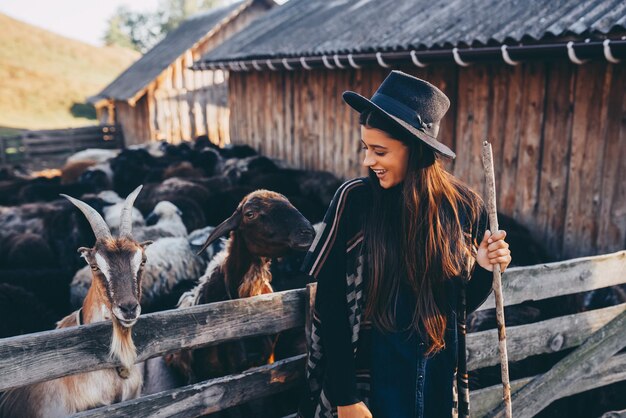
[343,70,455,159]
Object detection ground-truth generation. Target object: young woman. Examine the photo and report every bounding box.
[298,71,511,418]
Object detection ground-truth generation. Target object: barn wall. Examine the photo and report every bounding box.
[119,1,271,146]
[115,97,150,146]
[228,61,626,260]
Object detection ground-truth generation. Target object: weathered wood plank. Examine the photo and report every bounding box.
[535,60,575,260]
[0,289,306,392]
[481,63,506,186]
[476,250,626,311]
[23,134,110,145]
[562,62,610,258]
[497,64,523,217]
[342,69,359,178]
[305,283,317,348]
[515,61,546,234]
[23,126,110,136]
[275,72,285,161]
[598,63,626,255]
[284,70,294,165]
[72,354,306,418]
[471,353,626,417]
[484,308,626,418]
[467,302,626,370]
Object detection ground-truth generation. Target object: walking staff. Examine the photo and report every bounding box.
[482,141,513,418]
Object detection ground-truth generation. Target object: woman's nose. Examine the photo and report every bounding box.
[362,151,375,167]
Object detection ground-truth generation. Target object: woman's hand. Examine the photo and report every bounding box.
[477,230,512,272]
[337,402,373,418]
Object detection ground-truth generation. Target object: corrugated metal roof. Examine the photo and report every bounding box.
[90,1,247,103]
[199,0,626,63]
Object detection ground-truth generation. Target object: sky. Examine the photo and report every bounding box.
[0,0,161,46]
[0,0,288,47]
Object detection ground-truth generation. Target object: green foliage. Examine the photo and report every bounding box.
[103,6,164,53]
[104,0,227,53]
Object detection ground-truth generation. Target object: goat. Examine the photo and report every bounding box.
[0,186,151,418]
[167,190,315,384]
[71,235,206,314]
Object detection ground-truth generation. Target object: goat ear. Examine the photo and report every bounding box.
[197,209,242,256]
[77,247,91,259]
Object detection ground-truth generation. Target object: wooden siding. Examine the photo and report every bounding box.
[228,61,626,260]
[114,1,269,146]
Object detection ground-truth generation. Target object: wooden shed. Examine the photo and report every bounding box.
[193,0,626,261]
[89,0,275,146]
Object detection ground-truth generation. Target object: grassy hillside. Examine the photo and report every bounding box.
[0,13,140,134]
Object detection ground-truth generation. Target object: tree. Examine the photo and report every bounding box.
[103,0,228,53]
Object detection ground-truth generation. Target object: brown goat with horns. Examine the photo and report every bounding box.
[0,186,151,418]
[168,189,315,384]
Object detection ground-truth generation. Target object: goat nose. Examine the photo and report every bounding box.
[119,302,139,317]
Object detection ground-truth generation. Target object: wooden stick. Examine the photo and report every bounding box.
[481,141,512,418]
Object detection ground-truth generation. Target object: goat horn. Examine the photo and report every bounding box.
[61,194,112,241]
[119,185,143,238]
[197,209,242,255]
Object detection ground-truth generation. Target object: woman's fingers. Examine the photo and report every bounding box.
[490,255,512,272]
[488,248,510,258]
[488,239,509,252]
[487,229,507,243]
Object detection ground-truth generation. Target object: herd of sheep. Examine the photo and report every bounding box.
[0,138,340,337]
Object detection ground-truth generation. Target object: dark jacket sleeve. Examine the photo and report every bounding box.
[301,180,362,406]
[466,204,494,314]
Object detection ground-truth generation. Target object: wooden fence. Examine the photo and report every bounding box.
[0,125,123,170]
[0,251,624,417]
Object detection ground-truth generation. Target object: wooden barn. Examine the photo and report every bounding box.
[89,0,275,146]
[193,0,626,260]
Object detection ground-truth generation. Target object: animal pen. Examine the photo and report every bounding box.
[0,125,122,171]
[0,250,624,417]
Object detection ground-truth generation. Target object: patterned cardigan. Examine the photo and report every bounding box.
[297,177,493,418]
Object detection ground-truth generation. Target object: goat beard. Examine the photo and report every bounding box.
[110,319,137,369]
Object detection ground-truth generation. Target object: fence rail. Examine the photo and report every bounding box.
[0,289,305,392]
[0,251,624,417]
[0,125,123,169]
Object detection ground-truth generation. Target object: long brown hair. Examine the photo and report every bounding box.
[361,110,483,355]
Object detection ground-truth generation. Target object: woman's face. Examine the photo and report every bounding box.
[361,126,409,189]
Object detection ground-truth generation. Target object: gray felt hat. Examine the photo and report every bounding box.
[343,70,455,159]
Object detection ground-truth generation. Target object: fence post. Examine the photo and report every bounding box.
[305,283,317,348]
[114,124,126,149]
[0,136,6,166]
[21,131,30,164]
[69,128,77,153]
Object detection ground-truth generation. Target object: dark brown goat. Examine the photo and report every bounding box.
[168,190,314,383]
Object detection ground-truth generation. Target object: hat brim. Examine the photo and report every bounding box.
[342,91,456,159]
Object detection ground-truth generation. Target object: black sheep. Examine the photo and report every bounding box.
[0,283,56,338]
